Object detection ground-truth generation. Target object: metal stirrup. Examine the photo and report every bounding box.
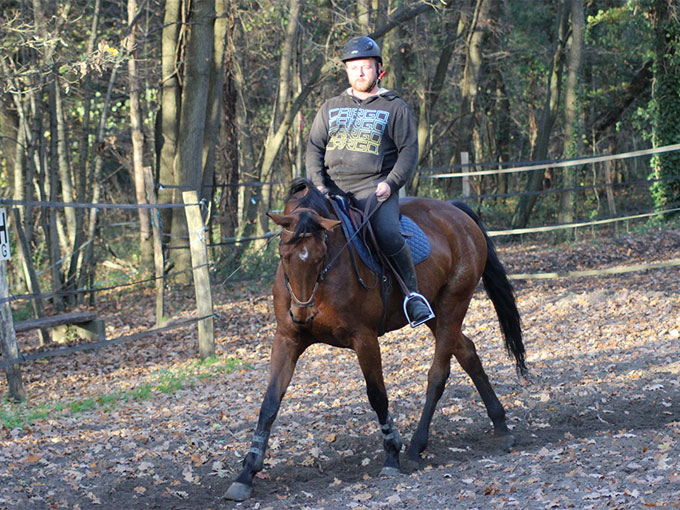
[403,292,435,327]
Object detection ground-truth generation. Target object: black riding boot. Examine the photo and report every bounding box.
[390,244,435,327]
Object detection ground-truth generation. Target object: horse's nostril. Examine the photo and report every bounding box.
[289,309,314,325]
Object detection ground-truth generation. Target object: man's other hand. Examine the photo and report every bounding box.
[375,181,391,202]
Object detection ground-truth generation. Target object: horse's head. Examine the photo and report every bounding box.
[269,180,340,325]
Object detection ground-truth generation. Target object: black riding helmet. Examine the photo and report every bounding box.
[340,36,382,64]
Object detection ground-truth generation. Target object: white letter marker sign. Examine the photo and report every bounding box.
[0,208,10,260]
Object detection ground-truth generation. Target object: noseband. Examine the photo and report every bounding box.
[284,274,319,308]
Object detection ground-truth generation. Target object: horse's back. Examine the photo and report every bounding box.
[399,197,487,293]
[399,197,484,249]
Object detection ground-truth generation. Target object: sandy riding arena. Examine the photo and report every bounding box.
[1,229,679,509]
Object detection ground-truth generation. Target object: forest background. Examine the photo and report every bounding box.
[0,0,679,307]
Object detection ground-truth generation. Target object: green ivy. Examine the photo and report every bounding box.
[649,8,680,212]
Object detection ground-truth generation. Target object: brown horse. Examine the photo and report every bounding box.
[226,178,527,501]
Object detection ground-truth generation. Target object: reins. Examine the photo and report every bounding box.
[320,197,383,282]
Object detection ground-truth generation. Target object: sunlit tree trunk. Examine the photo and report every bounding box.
[169,0,215,283]
[157,0,182,246]
[54,83,76,247]
[453,0,491,197]
[357,0,371,31]
[127,0,153,268]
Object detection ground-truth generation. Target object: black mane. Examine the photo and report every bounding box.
[289,178,331,216]
[285,178,333,244]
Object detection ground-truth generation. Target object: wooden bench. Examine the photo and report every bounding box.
[15,312,106,343]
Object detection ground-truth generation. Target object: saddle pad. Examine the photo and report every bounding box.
[332,198,431,273]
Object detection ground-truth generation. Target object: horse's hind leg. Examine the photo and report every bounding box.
[406,331,513,463]
[354,336,403,476]
[405,335,453,462]
[452,333,513,448]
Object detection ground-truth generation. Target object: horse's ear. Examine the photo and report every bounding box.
[318,217,341,231]
[267,212,294,229]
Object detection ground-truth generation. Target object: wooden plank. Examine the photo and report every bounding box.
[15,311,97,332]
[52,319,105,343]
[182,190,215,360]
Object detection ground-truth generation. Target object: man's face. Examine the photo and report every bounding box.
[345,58,379,93]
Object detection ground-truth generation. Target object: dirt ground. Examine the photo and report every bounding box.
[1,228,679,509]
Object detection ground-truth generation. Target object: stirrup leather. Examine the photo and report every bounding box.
[403,292,435,327]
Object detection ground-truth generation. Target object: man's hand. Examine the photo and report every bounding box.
[375,181,391,202]
[317,185,329,195]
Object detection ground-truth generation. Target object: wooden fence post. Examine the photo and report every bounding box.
[0,260,27,402]
[604,160,618,236]
[182,191,215,359]
[143,167,166,326]
[461,151,470,197]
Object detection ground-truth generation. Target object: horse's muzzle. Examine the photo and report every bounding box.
[289,306,314,326]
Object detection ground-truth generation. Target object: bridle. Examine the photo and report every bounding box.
[279,199,383,320]
[280,227,328,314]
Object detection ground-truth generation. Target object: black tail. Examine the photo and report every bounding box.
[450,201,527,376]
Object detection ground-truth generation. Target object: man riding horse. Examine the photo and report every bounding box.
[305,35,435,327]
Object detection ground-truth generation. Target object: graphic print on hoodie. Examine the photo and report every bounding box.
[327,107,390,155]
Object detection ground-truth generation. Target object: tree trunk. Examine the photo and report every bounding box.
[357,0,371,31]
[216,10,239,255]
[650,0,680,209]
[78,62,121,295]
[128,0,153,268]
[68,0,101,303]
[47,82,65,311]
[170,0,216,284]
[557,0,584,230]
[511,0,570,229]
[54,82,77,248]
[157,0,182,248]
[254,0,301,248]
[200,0,230,207]
[231,28,258,241]
[453,0,492,197]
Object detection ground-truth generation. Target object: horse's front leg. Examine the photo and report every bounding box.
[354,335,403,476]
[225,334,305,501]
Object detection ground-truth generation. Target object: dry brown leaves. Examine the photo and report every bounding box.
[0,228,678,509]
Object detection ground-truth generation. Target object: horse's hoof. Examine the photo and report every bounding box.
[380,466,402,477]
[494,432,515,452]
[403,448,421,468]
[225,482,252,501]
